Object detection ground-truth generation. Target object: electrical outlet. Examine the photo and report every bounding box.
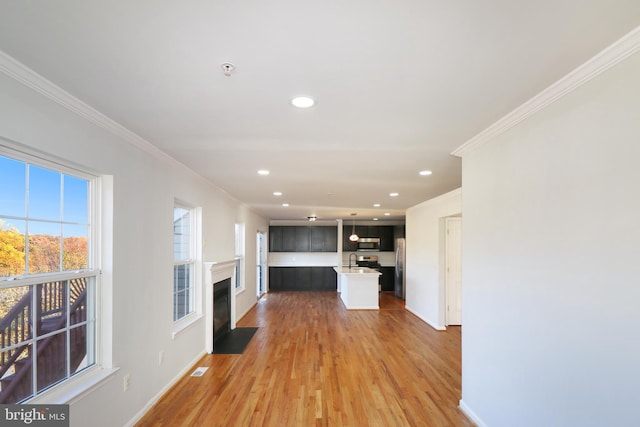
[159,350,164,366]
[123,374,130,392]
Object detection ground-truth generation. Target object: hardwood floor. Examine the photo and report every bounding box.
[136,292,473,427]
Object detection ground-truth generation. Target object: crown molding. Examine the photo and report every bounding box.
[452,25,640,157]
[0,50,210,184]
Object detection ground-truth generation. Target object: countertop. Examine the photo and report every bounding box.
[334,266,381,275]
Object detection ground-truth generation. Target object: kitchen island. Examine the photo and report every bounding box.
[334,267,381,309]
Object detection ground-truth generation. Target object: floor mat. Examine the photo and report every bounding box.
[213,327,259,354]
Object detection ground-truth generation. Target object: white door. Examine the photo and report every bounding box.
[445,217,462,325]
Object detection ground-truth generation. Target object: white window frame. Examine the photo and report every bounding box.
[234,223,245,294]
[172,201,202,336]
[0,141,115,404]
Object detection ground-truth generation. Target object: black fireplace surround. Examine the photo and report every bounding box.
[213,278,231,346]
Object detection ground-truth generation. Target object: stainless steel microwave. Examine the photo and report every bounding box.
[356,237,380,251]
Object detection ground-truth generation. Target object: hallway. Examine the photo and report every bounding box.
[137,292,472,426]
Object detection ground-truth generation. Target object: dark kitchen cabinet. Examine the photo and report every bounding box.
[325,227,338,251]
[269,267,337,291]
[267,226,297,252]
[281,227,297,252]
[378,227,394,251]
[270,226,337,252]
[295,267,312,290]
[342,226,357,252]
[269,267,296,291]
[269,226,283,252]
[379,267,395,292]
[311,267,338,291]
[295,227,311,252]
[310,227,338,252]
[310,227,324,252]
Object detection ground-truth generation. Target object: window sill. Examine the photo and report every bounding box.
[27,366,119,405]
[172,313,203,339]
[235,287,246,296]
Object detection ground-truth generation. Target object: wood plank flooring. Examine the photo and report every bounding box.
[136,292,473,427]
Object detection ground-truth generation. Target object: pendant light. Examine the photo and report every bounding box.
[349,213,359,242]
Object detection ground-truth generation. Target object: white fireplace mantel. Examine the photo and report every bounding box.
[204,259,238,354]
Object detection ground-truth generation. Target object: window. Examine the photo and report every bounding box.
[0,150,98,404]
[234,223,245,292]
[173,204,195,322]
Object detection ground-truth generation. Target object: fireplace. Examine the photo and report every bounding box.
[205,260,237,353]
[213,278,231,345]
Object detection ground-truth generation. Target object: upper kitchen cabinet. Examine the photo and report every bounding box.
[295,226,311,252]
[269,226,337,252]
[394,225,405,239]
[342,226,357,252]
[378,226,394,251]
[310,226,338,252]
[270,226,283,252]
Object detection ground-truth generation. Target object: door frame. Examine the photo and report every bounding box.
[444,216,462,326]
[256,230,267,298]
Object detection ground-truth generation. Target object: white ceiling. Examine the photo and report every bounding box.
[1,1,638,222]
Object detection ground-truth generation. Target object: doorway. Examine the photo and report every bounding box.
[256,230,267,298]
[445,217,462,325]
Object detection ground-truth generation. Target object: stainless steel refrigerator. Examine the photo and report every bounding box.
[394,238,406,299]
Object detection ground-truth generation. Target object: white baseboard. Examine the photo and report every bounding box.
[344,305,379,310]
[124,351,206,427]
[235,300,258,324]
[459,399,488,427]
[405,306,446,331]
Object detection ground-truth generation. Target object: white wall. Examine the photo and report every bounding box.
[459,50,640,426]
[0,69,268,426]
[269,252,339,266]
[405,188,461,330]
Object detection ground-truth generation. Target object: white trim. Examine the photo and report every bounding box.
[452,25,640,157]
[123,351,206,427]
[171,313,203,339]
[27,366,119,405]
[459,399,489,427]
[172,203,200,327]
[0,50,209,185]
[0,146,109,402]
[342,305,379,310]
[204,260,238,354]
[405,306,446,331]
[0,136,99,179]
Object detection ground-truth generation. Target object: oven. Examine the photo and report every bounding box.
[356,255,380,270]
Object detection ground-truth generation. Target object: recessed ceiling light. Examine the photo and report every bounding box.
[282,203,289,207]
[258,170,270,175]
[291,96,315,108]
[419,170,433,176]
[389,192,399,197]
[273,191,283,196]
[372,218,379,221]
[384,213,391,216]
[373,203,381,207]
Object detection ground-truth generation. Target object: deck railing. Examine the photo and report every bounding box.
[0,276,90,403]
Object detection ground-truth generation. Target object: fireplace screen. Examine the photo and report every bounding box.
[213,278,231,344]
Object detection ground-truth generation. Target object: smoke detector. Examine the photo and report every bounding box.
[221,62,235,77]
